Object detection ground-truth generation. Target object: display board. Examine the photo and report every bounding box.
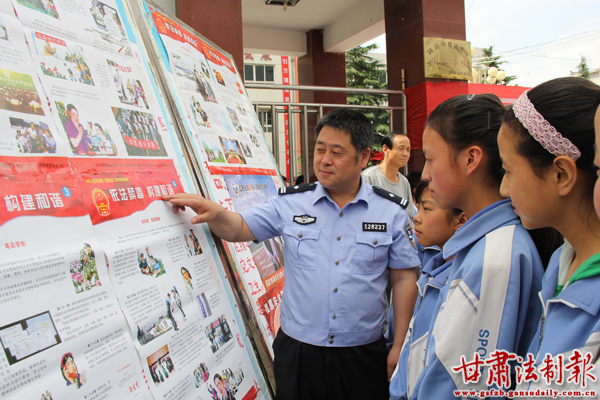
[132,1,285,356]
[0,0,272,398]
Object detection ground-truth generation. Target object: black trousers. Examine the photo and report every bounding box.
[273,329,389,400]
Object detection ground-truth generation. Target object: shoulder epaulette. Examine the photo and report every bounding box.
[278,183,317,195]
[372,186,409,209]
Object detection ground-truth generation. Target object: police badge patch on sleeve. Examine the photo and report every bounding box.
[405,222,417,250]
[293,215,317,225]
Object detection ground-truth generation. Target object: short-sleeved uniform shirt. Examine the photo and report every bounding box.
[240,181,420,347]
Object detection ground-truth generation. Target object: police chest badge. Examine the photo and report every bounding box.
[405,223,417,250]
[362,222,387,232]
[293,214,316,225]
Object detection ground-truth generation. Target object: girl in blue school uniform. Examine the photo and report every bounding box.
[498,77,600,392]
[389,180,467,400]
[408,93,548,399]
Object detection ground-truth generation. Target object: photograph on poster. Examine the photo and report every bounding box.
[193,362,209,388]
[213,70,225,87]
[249,237,284,281]
[183,229,202,257]
[202,141,225,163]
[204,315,232,354]
[147,345,175,386]
[235,101,246,117]
[112,107,167,157]
[194,68,217,103]
[15,0,59,19]
[69,243,102,293]
[33,35,94,85]
[188,95,210,128]
[219,110,234,133]
[0,69,44,116]
[136,313,175,346]
[0,311,61,365]
[180,266,194,302]
[166,286,186,331]
[88,0,132,56]
[196,293,212,320]
[249,134,260,148]
[200,62,210,78]
[60,352,86,389]
[239,141,253,159]
[107,60,149,109]
[226,107,243,132]
[208,365,246,400]
[10,118,56,154]
[0,13,8,41]
[40,390,53,399]
[55,101,117,156]
[137,246,165,277]
[219,137,246,165]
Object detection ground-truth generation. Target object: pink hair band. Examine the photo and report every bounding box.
[513,90,581,162]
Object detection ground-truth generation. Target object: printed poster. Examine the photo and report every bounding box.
[148,10,276,176]
[71,158,266,400]
[11,0,179,161]
[0,3,70,157]
[0,156,150,399]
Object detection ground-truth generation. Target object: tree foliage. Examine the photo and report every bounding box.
[480,45,517,85]
[346,44,389,138]
[577,55,591,80]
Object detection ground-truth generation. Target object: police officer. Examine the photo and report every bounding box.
[163,109,419,400]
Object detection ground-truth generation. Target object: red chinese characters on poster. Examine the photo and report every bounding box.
[257,281,284,338]
[0,157,87,227]
[70,158,184,225]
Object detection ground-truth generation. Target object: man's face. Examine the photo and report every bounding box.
[313,126,369,192]
[385,135,411,168]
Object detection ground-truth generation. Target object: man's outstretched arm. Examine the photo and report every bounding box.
[163,193,256,242]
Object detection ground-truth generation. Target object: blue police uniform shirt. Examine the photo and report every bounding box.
[240,180,420,347]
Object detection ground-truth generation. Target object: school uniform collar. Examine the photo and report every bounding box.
[552,243,600,316]
[313,179,368,207]
[421,252,453,289]
[443,199,519,260]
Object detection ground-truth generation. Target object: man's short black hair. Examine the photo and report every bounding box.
[381,131,409,150]
[315,109,373,160]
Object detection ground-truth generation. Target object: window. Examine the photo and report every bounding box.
[244,65,275,82]
[259,111,272,133]
[244,65,254,81]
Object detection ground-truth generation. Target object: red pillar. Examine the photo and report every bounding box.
[384,0,466,171]
[176,0,244,78]
[297,29,347,178]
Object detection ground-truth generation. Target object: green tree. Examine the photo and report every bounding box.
[346,44,389,140]
[480,45,517,85]
[577,55,591,80]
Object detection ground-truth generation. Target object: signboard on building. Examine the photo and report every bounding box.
[423,37,472,80]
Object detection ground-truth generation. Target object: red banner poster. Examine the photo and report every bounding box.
[122,135,159,150]
[150,12,236,74]
[257,281,284,338]
[281,56,290,178]
[0,175,88,228]
[70,158,184,225]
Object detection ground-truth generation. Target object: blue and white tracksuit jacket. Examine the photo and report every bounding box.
[410,200,545,399]
[390,252,453,400]
[518,242,600,394]
[385,243,441,348]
